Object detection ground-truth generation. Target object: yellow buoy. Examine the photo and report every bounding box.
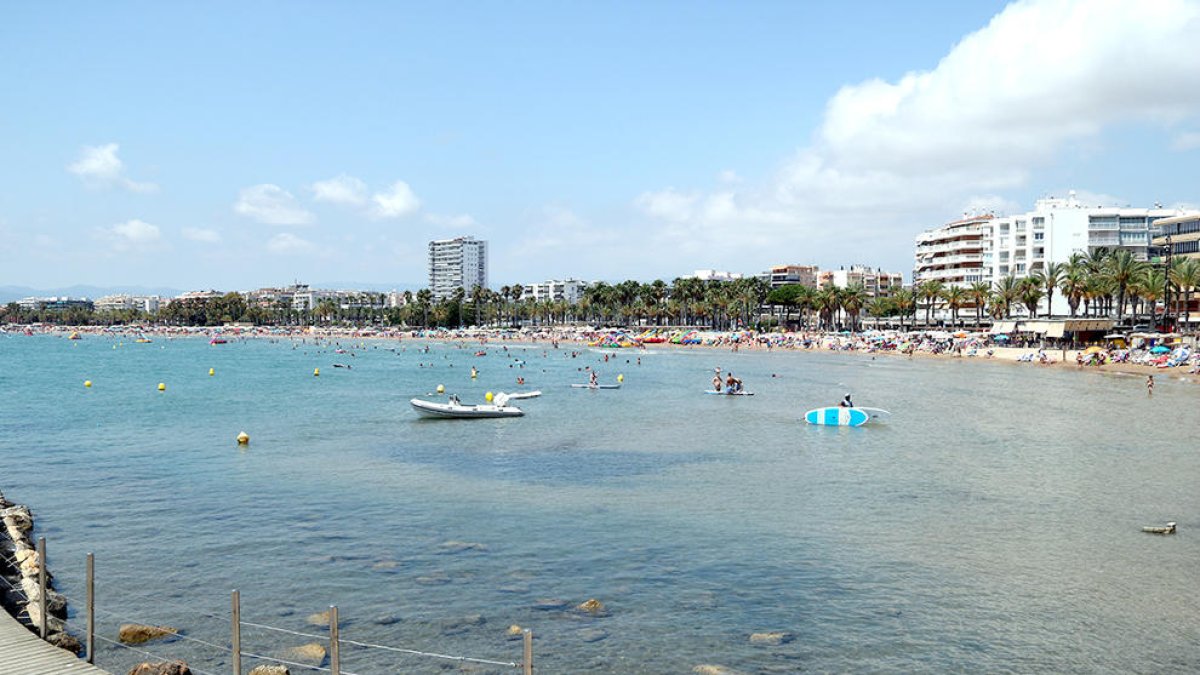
[84,380,92,388]
[209,368,215,376]
[485,391,494,402]
[313,368,320,377]
[617,374,624,383]
[157,383,166,391]
[436,384,445,394]
[236,431,250,445]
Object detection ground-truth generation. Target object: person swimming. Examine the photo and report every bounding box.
[839,393,853,408]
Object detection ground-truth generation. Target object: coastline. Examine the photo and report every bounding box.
[8,323,1198,386]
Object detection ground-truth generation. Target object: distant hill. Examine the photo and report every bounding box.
[0,285,184,304]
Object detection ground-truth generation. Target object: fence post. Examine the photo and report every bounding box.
[329,605,340,675]
[231,590,241,675]
[37,537,47,639]
[86,553,94,663]
[523,628,533,675]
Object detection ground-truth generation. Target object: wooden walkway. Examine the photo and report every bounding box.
[0,609,111,674]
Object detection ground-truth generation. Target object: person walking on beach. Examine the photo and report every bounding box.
[1146,375,1154,396]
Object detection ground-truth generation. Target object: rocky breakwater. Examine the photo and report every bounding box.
[0,488,79,652]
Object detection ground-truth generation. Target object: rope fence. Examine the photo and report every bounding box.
[8,546,535,675]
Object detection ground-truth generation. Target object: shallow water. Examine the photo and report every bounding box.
[2,334,1199,673]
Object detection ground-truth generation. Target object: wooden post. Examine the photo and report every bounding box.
[231,590,241,675]
[329,605,340,675]
[86,553,94,664]
[37,537,47,639]
[523,628,533,675]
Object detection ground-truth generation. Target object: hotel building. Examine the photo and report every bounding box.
[522,279,590,304]
[428,236,488,301]
[913,214,993,289]
[1152,213,1200,262]
[761,264,820,288]
[818,265,905,298]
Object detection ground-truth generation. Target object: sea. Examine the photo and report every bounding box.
[1,333,1199,674]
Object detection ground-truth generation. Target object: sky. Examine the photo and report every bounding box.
[3,0,1200,292]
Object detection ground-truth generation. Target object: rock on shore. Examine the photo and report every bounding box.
[127,661,191,675]
[119,623,179,644]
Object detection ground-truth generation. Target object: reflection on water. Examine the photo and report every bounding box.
[2,334,1199,673]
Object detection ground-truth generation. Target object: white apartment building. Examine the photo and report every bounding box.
[760,264,819,288]
[819,265,905,298]
[690,269,743,282]
[94,294,162,313]
[429,236,488,301]
[913,214,993,289]
[522,279,590,304]
[989,192,1194,314]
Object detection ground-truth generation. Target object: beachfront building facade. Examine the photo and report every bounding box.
[523,279,590,304]
[987,192,1192,315]
[94,294,162,313]
[15,296,94,311]
[429,236,488,302]
[818,265,905,298]
[913,214,994,289]
[690,269,743,282]
[761,264,819,288]
[1152,214,1200,262]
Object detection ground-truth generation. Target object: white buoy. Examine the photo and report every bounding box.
[236,431,250,445]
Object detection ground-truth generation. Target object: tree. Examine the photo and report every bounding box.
[940,286,967,328]
[1169,258,1200,331]
[840,284,867,332]
[993,275,1020,319]
[917,280,944,327]
[1035,262,1064,318]
[967,281,991,328]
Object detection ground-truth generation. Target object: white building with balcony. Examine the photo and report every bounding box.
[522,279,590,304]
[429,236,488,301]
[913,214,993,289]
[819,265,905,298]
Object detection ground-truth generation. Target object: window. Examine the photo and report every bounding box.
[1034,232,1044,241]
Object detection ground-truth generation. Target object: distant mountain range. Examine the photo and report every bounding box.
[0,282,423,304]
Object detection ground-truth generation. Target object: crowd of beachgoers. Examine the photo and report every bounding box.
[6,322,1198,380]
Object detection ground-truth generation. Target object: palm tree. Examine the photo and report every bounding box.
[1169,258,1200,331]
[940,286,967,328]
[1018,279,1044,319]
[891,289,916,331]
[415,289,433,327]
[967,281,990,328]
[1035,262,1065,318]
[1059,264,1087,318]
[1104,249,1144,321]
[917,280,944,327]
[840,284,867,332]
[993,275,1020,319]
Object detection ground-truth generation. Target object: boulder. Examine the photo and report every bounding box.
[282,643,327,666]
[577,598,606,614]
[506,624,524,640]
[748,631,793,646]
[119,624,179,644]
[49,630,82,654]
[249,666,291,675]
[127,661,191,675]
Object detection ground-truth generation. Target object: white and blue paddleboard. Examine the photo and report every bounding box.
[804,406,870,426]
[857,407,891,422]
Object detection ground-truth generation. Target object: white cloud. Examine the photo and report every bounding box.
[425,212,479,229]
[1172,131,1200,151]
[234,184,315,225]
[371,180,421,219]
[181,227,221,243]
[67,143,158,192]
[311,174,368,206]
[99,219,162,252]
[635,0,1200,266]
[266,232,316,254]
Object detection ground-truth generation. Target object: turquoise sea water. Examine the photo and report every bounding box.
[2,333,1200,673]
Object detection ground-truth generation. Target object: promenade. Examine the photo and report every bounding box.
[0,609,110,675]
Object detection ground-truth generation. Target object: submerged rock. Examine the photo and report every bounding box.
[577,627,609,643]
[373,613,402,626]
[127,661,191,675]
[281,643,327,666]
[693,666,745,675]
[438,540,489,553]
[532,598,570,611]
[576,598,606,615]
[248,666,290,675]
[118,624,179,644]
[748,631,793,646]
[305,610,333,627]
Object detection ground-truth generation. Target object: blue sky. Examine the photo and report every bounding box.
[3,0,1199,291]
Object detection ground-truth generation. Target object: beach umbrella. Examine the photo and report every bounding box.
[993,334,1010,341]
[1083,346,1105,355]
[1150,345,1171,354]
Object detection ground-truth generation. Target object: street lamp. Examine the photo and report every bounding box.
[1162,233,1172,331]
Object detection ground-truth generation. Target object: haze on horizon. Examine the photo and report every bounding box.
[2,0,1199,292]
